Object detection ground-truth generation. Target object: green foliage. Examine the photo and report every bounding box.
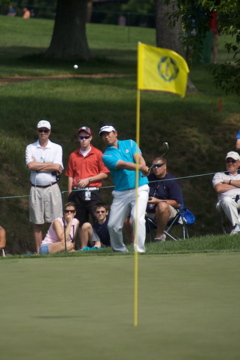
[165,0,240,96]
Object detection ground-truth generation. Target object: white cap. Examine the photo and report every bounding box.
[225,151,240,161]
[37,120,51,130]
[99,125,116,135]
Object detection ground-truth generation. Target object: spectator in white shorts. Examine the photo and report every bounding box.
[25,120,63,254]
[40,202,79,254]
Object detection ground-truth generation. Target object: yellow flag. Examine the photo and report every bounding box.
[138,43,189,98]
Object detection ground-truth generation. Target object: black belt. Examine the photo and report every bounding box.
[31,182,57,188]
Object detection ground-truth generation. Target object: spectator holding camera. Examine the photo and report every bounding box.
[25,120,63,254]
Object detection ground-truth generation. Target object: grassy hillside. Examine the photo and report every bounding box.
[0,16,240,253]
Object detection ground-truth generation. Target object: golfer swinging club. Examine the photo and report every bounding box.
[99,123,150,252]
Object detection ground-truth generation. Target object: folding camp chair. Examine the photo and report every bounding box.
[219,210,240,234]
[146,209,189,242]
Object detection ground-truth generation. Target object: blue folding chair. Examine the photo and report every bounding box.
[146,209,194,241]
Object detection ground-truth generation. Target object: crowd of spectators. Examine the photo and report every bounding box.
[1,120,240,256]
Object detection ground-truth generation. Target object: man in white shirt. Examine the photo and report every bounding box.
[212,151,240,234]
[25,120,63,253]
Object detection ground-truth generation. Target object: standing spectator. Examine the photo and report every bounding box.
[39,202,79,254]
[7,5,16,17]
[212,151,240,234]
[22,8,30,18]
[65,126,109,231]
[0,226,6,256]
[25,120,63,254]
[209,11,219,64]
[80,202,110,249]
[99,123,149,253]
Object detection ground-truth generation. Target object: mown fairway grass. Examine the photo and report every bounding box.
[1,254,240,360]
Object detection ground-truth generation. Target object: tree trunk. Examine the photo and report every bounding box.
[45,0,91,60]
[155,0,197,92]
[155,0,184,57]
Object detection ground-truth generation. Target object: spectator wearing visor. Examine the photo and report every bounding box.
[212,151,240,235]
[65,126,109,234]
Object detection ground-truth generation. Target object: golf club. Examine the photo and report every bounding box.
[150,142,169,170]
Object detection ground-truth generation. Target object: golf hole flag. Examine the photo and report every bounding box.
[138,43,189,98]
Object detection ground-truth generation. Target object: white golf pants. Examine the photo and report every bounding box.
[108,184,149,252]
[216,196,240,226]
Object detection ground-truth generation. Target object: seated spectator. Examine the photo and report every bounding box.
[79,202,110,249]
[0,226,6,256]
[147,155,184,242]
[212,151,240,234]
[7,5,16,17]
[39,202,79,254]
[22,8,30,19]
[124,155,184,243]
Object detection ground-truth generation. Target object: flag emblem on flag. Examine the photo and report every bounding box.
[158,56,179,82]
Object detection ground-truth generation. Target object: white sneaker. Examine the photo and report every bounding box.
[154,234,166,242]
[230,224,240,235]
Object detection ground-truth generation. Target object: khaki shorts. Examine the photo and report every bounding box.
[29,183,62,224]
[147,204,177,220]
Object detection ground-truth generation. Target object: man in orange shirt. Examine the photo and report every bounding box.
[65,126,109,229]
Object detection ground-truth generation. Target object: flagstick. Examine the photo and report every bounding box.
[134,88,141,327]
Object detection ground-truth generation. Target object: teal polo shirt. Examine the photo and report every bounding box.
[102,139,148,191]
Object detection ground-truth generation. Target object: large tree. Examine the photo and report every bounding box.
[155,0,184,58]
[45,0,91,60]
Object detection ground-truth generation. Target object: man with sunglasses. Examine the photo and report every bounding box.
[79,202,110,249]
[66,126,109,232]
[25,120,63,254]
[147,155,184,241]
[212,151,240,234]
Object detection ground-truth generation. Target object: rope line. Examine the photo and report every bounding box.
[0,169,230,200]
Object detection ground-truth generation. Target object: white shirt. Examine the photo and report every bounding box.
[26,140,63,185]
[212,172,240,200]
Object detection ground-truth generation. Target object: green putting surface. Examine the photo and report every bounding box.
[1,253,239,360]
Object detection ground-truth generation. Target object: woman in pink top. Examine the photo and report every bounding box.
[40,202,79,254]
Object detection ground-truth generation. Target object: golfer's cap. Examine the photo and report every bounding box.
[99,125,116,135]
[78,126,92,135]
[226,151,240,161]
[37,120,51,130]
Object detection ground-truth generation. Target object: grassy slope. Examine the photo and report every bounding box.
[0,16,240,253]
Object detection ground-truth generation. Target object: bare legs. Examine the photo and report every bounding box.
[79,222,101,249]
[0,226,6,256]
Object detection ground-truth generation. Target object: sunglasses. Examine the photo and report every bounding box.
[64,209,75,213]
[78,135,90,140]
[226,159,237,164]
[38,129,49,133]
[96,210,106,214]
[152,163,165,168]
